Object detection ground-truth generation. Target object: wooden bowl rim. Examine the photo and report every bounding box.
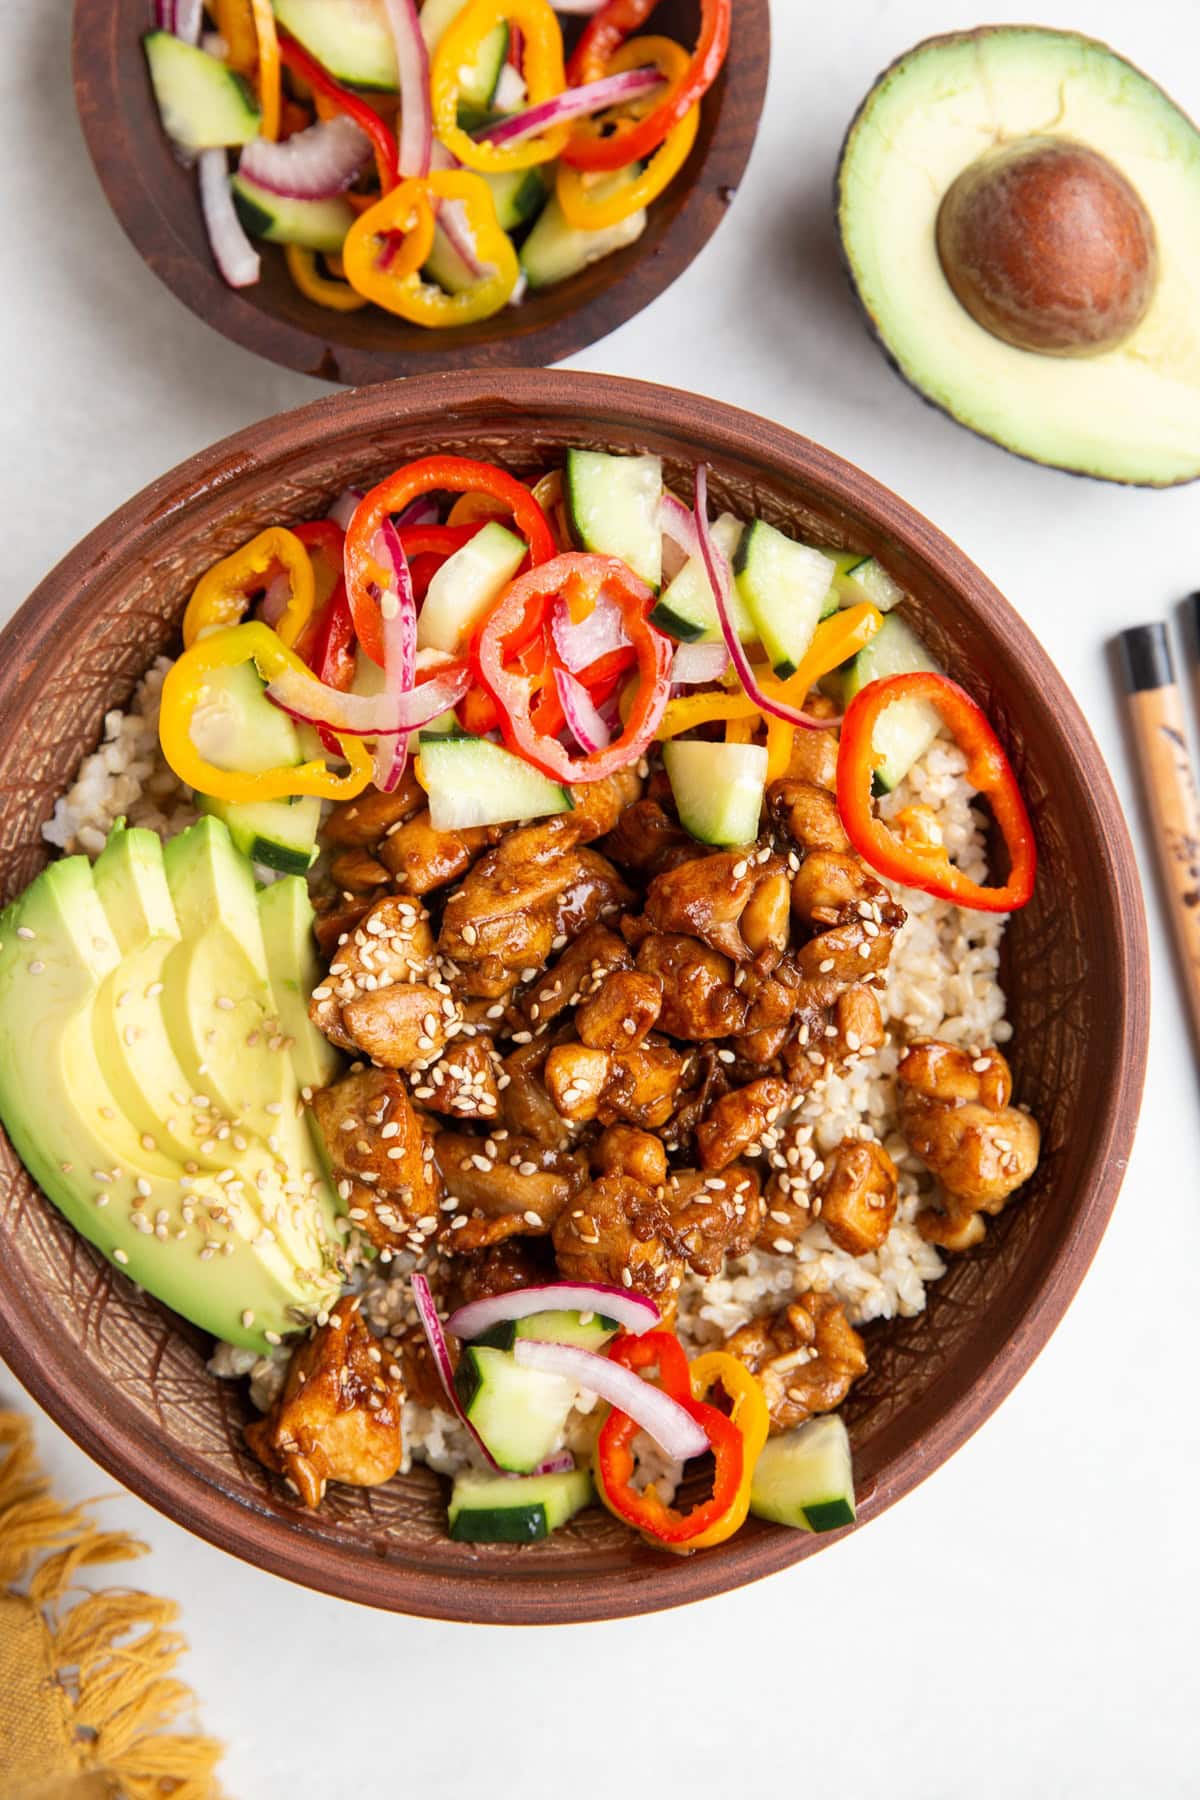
[70,0,770,384]
[0,371,1150,1622]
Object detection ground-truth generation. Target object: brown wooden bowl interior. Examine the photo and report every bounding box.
[0,372,1149,1623]
[72,0,769,385]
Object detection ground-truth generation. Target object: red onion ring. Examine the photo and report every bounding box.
[513,1340,708,1462]
[327,487,363,531]
[239,115,370,200]
[382,0,432,177]
[532,1450,576,1476]
[447,1281,661,1342]
[411,1274,502,1472]
[370,518,419,790]
[197,149,260,288]
[554,665,612,753]
[694,464,837,734]
[173,0,202,44]
[549,592,631,673]
[478,66,662,147]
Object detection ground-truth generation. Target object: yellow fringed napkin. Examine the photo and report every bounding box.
[0,1409,225,1800]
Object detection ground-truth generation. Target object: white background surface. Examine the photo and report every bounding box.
[3,1,1199,1793]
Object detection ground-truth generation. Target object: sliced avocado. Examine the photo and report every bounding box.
[836,27,1200,486]
[257,876,341,1094]
[0,848,342,1350]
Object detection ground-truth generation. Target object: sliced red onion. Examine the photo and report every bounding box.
[492,62,527,112]
[197,149,260,288]
[239,116,370,200]
[549,593,631,673]
[427,141,487,278]
[382,0,432,177]
[411,1273,502,1472]
[694,464,837,734]
[394,496,440,528]
[478,66,662,147]
[156,0,175,30]
[173,0,202,44]
[267,657,467,738]
[671,641,730,685]
[553,0,606,11]
[533,1450,576,1476]
[370,518,419,790]
[555,665,612,753]
[327,487,363,531]
[659,491,702,562]
[447,1281,661,1342]
[513,1340,708,1462]
[259,570,292,629]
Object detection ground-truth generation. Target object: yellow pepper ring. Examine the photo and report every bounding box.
[181,527,316,652]
[685,1351,770,1550]
[557,38,699,230]
[433,0,568,173]
[284,244,371,313]
[161,623,373,804]
[345,171,519,327]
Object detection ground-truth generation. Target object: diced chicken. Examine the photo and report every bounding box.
[635,933,747,1040]
[413,1036,502,1122]
[782,984,885,1092]
[657,1165,764,1276]
[898,1041,1041,1250]
[592,1123,668,1189]
[695,1076,791,1170]
[791,849,894,932]
[550,769,644,847]
[645,850,790,964]
[500,1034,579,1149]
[313,894,374,959]
[815,1137,898,1256]
[340,981,453,1070]
[780,707,840,790]
[323,772,425,847]
[245,1297,403,1507]
[602,797,696,878]
[436,1131,588,1251]
[395,1324,448,1412]
[739,867,792,964]
[439,1238,555,1313]
[768,778,848,851]
[310,895,436,1051]
[724,1294,868,1434]
[552,1174,684,1320]
[379,811,502,896]
[575,969,662,1050]
[521,925,632,1030]
[544,1038,685,1131]
[758,1171,813,1255]
[328,848,391,894]
[311,1069,441,1254]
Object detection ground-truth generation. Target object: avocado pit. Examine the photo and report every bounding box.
[935,135,1158,356]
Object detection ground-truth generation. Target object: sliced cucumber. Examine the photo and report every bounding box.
[273,0,398,90]
[188,659,301,775]
[520,193,647,290]
[417,522,527,654]
[200,795,321,876]
[143,31,261,152]
[448,1467,593,1543]
[650,513,753,643]
[843,613,943,792]
[469,1309,619,1354]
[749,1415,856,1533]
[422,225,477,298]
[664,741,768,848]
[565,450,663,590]
[232,173,354,253]
[418,733,573,831]
[484,166,548,233]
[420,0,509,108]
[734,521,837,679]
[837,554,906,613]
[453,1344,577,1474]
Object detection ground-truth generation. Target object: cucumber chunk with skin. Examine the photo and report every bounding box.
[734,520,838,678]
[416,522,527,654]
[837,554,906,613]
[454,1344,577,1473]
[200,796,321,876]
[520,193,647,290]
[231,174,355,253]
[469,1309,620,1354]
[749,1415,856,1532]
[417,732,573,831]
[650,513,754,643]
[664,741,768,848]
[565,450,663,590]
[449,1467,593,1542]
[843,613,943,792]
[272,0,399,90]
[143,31,261,151]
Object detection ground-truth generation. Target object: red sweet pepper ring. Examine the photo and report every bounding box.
[292,519,345,615]
[595,1331,744,1553]
[474,553,672,783]
[562,0,731,171]
[836,671,1038,913]
[345,457,556,667]
[278,33,400,190]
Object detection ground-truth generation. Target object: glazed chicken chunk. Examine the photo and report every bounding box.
[552,1174,684,1319]
[815,1137,899,1257]
[436,1131,588,1251]
[725,1294,868,1434]
[309,894,438,1054]
[311,1068,441,1256]
[645,849,790,964]
[656,1165,764,1276]
[544,1037,685,1131]
[245,1297,403,1508]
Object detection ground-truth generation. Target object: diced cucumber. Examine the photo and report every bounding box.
[272,0,399,90]
[231,173,355,253]
[188,659,302,775]
[565,450,663,590]
[199,795,321,876]
[143,31,261,152]
[749,1414,856,1533]
[454,1344,577,1473]
[664,741,768,848]
[417,733,573,831]
[734,521,837,679]
[422,225,478,298]
[417,522,527,654]
[837,554,906,613]
[420,0,509,108]
[650,514,754,643]
[520,193,647,290]
[484,166,548,233]
[448,1467,593,1542]
[843,613,943,792]
[469,1309,619,1354]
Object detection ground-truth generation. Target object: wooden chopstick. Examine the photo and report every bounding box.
[1118,621,1200,1052]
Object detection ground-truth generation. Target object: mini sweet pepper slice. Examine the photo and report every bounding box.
[556,36,699,229]
[182,527,316,652]
[563,0,730,171]
[433,0,569,172]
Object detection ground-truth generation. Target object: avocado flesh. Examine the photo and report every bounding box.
[837,27,1200,486]
[0,823,343,1352]
[257,875,341,1095]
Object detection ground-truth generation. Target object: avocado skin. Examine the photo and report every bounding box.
[833,25,1200,490]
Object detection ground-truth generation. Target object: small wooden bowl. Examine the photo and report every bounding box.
[72,0,769,384]
[0,373,1149,1623]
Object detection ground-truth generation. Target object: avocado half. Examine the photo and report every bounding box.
[836,27,1200,487]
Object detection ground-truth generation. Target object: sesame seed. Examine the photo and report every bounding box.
[462,924,478,946]
[16,927,35,941]
[113,1248,129,1265]
[973,1056,991,1073]
[241,1310,255,1329]
[28,960,45,975]
[522,1210,542,1226]
[216,996,235,1011]
[731,860,748,880]
[818,958,835,974]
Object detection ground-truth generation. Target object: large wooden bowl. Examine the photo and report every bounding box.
[72,0,769,384]
[0,373,1148,1623]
